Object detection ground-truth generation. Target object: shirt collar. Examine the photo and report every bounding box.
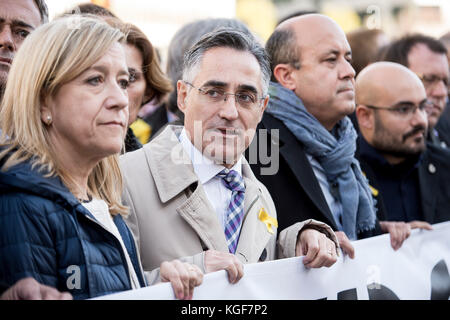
[179,128,242,184]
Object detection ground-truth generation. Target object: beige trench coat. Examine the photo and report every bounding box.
[120,126,338,280]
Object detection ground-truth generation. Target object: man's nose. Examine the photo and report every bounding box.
[429,79,448,100]
[339,58,356,80]
[219,94,239,120]
[411,104,428,129]
[0,26,16,52]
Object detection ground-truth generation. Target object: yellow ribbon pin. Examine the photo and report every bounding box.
[258,208,278,234]
[369,185,379,197]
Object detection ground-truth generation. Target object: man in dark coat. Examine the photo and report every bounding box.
[247,14,426,254]
[355,61,450,225]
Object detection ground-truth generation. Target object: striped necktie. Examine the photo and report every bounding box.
[217,168,246,254]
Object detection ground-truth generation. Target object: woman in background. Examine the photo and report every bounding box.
[118,21,172,151]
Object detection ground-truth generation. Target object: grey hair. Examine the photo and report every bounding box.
[265,27,299,82]
[182,28,271,96]
[166,18,253,114]
[34,0,49,24]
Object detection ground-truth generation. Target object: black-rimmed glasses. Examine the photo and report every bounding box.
[184,81,265,109]
[365,100,432,117]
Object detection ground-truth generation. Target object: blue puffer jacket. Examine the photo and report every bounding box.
[0,158,147,299]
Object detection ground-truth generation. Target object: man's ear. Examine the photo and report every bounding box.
[273,64,297,91]
[177,80,188,114]
[355,105,374,130]
[258,95,270,122]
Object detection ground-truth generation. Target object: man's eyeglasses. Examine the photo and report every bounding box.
[184,81,265,109]
[365,100,432,117]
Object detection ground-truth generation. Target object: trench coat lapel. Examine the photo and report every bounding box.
[147,125,274,256]
[146,125,229,252]
[176,185,229,252]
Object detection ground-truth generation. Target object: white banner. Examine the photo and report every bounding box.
[96,221,450,300]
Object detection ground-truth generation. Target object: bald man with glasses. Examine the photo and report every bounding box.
[355,61,450,231]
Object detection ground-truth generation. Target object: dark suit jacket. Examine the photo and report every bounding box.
[246,113,381,239]
[435,102,450,148]
[0,281,8,296]
[357,139,450,224]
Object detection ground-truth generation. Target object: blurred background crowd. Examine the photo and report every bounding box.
[45,0,450,62]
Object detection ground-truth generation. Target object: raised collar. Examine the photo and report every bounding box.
[142,125,252,203]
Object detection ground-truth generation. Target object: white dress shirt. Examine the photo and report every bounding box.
[179,129,243,230]
[306,154,344,231]
[82,198,141,290]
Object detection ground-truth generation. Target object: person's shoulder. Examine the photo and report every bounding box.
[0,191,67,245]
[0,190,62,216]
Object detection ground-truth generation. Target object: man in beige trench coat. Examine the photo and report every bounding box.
[120,28,339,284]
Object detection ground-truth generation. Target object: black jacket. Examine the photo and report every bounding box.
[0,155,147,299]
[124,127,143,153]
[0,282,7,297]
[247,113,381,239]
[435,100,450,148]
[357,137,450,224]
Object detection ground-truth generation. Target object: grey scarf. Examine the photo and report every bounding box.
[266,82,376,240]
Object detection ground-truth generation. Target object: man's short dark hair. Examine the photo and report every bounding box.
[265,27,299,82]
[34,0,49,23]
[382,34,447,67]
[183,28,271,95]
[166,18,252,115]
[74,3,117,17]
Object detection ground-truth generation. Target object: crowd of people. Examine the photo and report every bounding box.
[0,0,449,300]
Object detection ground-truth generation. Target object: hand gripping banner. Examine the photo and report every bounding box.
[96,221,450,300]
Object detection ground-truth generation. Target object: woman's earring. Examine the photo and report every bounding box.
[46,115,52,125]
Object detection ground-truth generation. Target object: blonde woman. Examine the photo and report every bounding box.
[0,16,202,300]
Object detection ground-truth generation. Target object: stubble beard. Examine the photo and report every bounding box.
[372,114,426,159]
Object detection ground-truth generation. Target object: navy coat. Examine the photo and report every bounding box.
[0,158,146,299]
[357,138,450,224]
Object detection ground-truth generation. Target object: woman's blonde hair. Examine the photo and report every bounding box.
[0,16,128,216]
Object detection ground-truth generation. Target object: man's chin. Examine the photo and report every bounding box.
[205,152,238,166]
[336,101,356,117]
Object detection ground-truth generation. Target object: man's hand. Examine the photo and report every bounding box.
[160,260,203,300]
[204,249,244,284]
[0,277,72,300]
[379,220,433,250]
[335,231,355,259]
[296,228,338,268]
